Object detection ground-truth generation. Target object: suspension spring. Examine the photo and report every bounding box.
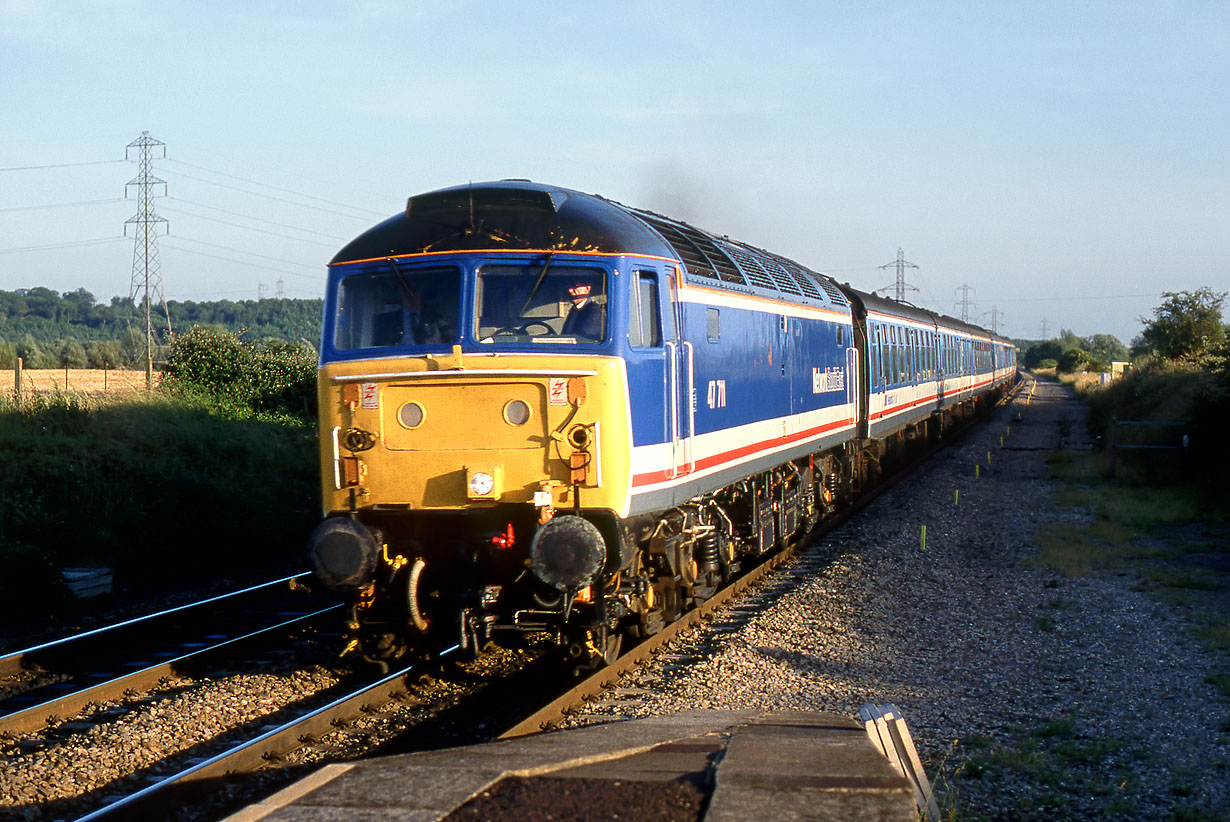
[696,531,721,572]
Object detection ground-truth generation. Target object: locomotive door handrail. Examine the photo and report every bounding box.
[664,266,691,481]
[846,346,860,425]
[330,426,343,490]
[683,340,695,474]
[665,341,679,480]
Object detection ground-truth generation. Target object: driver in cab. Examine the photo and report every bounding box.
[561,278,604,340]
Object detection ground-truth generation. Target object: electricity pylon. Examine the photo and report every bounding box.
[877,248,919,302]
[125,131,173,388]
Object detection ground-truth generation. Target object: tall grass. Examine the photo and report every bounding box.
[0,386,319,630]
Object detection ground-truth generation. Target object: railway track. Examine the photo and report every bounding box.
[1,382,1022,821]
[0,574,341,740]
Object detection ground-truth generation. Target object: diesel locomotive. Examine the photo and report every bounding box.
[306,180,1017,667]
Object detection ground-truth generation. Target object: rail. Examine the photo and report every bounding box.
[0,605,341,737]
[73,646,460,821]
[0,572,311,678]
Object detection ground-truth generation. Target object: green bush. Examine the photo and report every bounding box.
[1085,358,1229,496]
[164,326,317,420]
[1025,341,1065,369]
[1058,348,1108,374]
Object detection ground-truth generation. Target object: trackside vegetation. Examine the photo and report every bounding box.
[937,290,1229,820]
[0,327,320,637]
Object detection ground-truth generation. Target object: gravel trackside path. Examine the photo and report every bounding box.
[566,377,1230,820]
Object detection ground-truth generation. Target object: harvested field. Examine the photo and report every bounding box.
[0,368,160,396]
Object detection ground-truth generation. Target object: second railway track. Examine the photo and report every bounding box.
[0,381,1021,822]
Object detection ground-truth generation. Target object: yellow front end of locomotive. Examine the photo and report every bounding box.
[316,351,631,516]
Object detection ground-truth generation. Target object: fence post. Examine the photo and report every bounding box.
[14,357,22,399]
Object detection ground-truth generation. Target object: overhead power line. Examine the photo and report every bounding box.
[162,166,382,221]
[0,159,125,172]
[988,293,1156,303]
[165,158,386,218]
[168,235,324,276]
[0,197,127,213]
[161,197,347,243]
[164,238,327,281]
[0,236,126,254]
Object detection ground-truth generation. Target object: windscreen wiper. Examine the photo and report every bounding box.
[518,252,555,316]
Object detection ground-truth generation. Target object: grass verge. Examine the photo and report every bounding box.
[0,389,319,639]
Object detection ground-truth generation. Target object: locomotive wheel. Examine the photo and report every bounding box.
[573,624,622,672]
[598,627,622,666]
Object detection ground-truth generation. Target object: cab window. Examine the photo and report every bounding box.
[475,264,607,344]
[631,271,663,347]
[334,265,461,351]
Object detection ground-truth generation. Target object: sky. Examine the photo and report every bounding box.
[2,0,1228,344]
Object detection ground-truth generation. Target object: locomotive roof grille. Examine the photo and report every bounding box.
[632,212,722,282]
[673,223,746,285]
[758,254,805,297]
[723,244,779,291]
[342,181,852,311]
[639,216,718,280]
[628,205,849,309]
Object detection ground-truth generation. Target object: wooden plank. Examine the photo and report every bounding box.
[888,717,940,822]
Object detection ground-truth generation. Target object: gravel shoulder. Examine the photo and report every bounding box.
[566,377,1230,820]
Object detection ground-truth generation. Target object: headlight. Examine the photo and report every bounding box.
[397,401,425,428]
[503,399,531,426]
[468,471,495,497]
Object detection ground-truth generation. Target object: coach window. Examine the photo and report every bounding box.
[876,325,885,388]
[877,327,887,388]
[896,328,905,384]
[630,271,662,347]
[906,329,915,381]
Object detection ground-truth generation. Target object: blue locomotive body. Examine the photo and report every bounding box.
[307,181,1015,666]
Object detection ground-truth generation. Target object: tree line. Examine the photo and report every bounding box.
[1014,288,1227,373]
[0,286,323,369]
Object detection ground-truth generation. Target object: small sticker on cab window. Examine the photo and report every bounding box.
[361,382,379,409]
[548,377,567,406]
